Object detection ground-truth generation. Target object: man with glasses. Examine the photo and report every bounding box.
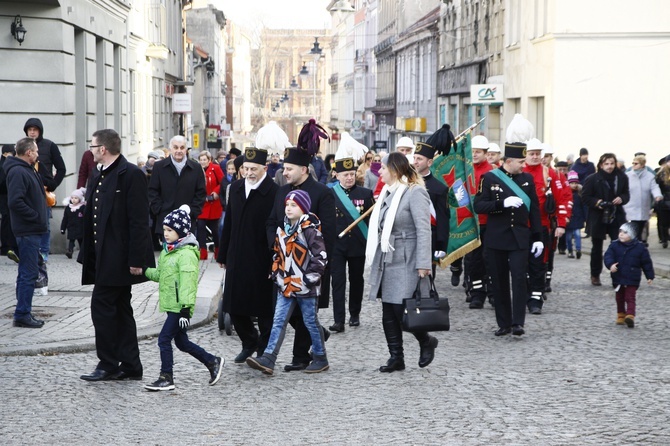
[148,136,206,243]
[79,129,156,380]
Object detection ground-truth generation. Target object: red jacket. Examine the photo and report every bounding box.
[473,161,493,225]
[198,162,223,220]
[523,163,568,229]
[557,170,572,222]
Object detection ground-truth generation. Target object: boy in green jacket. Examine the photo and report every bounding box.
[144,205,223,391]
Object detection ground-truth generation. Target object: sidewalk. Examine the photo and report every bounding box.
[0,251,223,356]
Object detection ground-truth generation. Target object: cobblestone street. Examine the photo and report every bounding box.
[2,249,669,445]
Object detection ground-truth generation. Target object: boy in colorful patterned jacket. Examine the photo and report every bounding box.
[246,189,329,375]
[143,205,223,391]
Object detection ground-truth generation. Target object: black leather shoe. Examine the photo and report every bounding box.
[283,362,309,372]
[451,271,461,287]
[329,322,345,333]
[528,306,542,315]
[418,336,438,368]
[323,327,331,342]
[13,316,44,328]
[469,300,484,309]
[30,314,44,324]
[234,348,255,364]
[113,370,143,381]
[379,357,405,373]
[80,369,121,381]
[348,316,360,326]
[495,327,511,336]
[512,325,525,336]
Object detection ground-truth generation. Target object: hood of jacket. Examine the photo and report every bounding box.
[24,118,44,142]
[165,232,199,252]
[3,154,33,175]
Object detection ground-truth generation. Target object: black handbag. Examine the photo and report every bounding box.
[402,276,450,332]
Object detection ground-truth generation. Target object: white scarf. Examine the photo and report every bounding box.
[365,180,408,267]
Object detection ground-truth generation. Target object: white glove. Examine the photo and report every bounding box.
[433,251,446,260]
[531,242,544,258]
[503,196,523,208]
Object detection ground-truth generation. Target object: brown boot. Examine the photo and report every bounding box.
[624,314,635,328]
[591,276,602,286]
[616,313,625,325]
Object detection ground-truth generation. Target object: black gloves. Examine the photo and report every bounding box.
[178,307,191,330]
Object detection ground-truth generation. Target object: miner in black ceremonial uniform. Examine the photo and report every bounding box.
[413,141,449,275]
[473,141,543,337]
[329,157,374,333]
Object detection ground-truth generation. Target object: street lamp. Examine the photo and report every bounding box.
[309,38,322,121]
[299,62,309,78]
[290,77,299,90]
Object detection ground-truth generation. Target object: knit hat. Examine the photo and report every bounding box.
[147,150,164,160]
[567,171,580,183]
[619,222,637,240]
[285,190,311,215]
[163,205,191,238]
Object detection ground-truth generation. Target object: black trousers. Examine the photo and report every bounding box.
[331,253,365,324]
[486,247,528,329]
[658,210,670,243]
[196,218,220,250]
[90,284,142,374]
[230,313,273,355]
[464,225,487,302]
[590,224,619,277]
[527,228,549,307]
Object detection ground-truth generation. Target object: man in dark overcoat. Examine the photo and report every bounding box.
[217,148,278,363]
[148,136,206,237]
[581,153,630,286]
[79,129,155,381]
[329,156,374,332]
[474,142,543,337]
[267,147,336,371]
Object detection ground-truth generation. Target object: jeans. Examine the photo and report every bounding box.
[265,293,325,358]
[565,228,582,252]
[158,312,216,375]
[14,235,42,318]
[40,208,51,261]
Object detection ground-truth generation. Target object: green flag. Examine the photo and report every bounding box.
[430,132,481,265]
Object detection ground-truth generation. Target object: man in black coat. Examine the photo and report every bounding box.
[148,136,206,237]
[267,147,336,371]
[0,144,18,256]
[581,153,630,286]
[79,129,156,382]
[329,157,374,332]
[474,142,543,336]
[217,148,278,363]
[24,117,67,262]
[413,142,449,276]
[4,138,48,328]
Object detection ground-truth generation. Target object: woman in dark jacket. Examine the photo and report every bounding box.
[581,153,630,286]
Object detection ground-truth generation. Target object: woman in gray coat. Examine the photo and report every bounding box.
[366,152,437,373]
[623,155,662,244]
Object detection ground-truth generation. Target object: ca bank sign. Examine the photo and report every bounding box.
[470,84,504,105]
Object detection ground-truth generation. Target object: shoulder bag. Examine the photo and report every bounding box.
[402,275,450,332]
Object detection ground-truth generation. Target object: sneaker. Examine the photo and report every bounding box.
[7,250,19,263]
[567,252,575,259]
[207,357,224,386]
[246,354,275,375]
[304,354,329,373]
[144,373,175,391]
[624,315,635,328]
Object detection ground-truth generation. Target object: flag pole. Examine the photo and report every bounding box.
[454,117,486,143]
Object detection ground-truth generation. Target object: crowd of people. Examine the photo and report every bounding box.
[1,115,666,390]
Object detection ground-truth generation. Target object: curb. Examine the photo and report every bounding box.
[0,261,223,357]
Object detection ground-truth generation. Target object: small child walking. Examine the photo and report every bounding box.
[603,222,654,328]
[246,190,329,375]
[60,187,86,259]
[144,205,223,391]
[565,171,584,259]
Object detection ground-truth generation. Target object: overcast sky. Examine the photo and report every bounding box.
[210,0,332,29]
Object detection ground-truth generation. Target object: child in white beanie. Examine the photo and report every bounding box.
[60,187,86,259]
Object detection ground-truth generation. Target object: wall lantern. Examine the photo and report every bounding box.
[11,15,27,45]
